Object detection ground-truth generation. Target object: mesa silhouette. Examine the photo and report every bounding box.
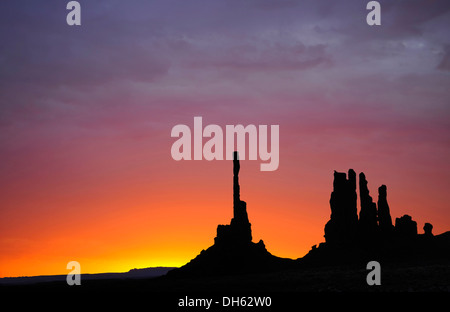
[170,152,450,277]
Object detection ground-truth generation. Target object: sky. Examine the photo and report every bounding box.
[0,0,449,277]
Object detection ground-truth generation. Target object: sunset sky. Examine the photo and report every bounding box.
[1,0,449,277]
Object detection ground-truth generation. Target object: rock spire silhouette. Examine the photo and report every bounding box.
[168,151,292,276]
[215,152,252,245]
[324,169,428,245]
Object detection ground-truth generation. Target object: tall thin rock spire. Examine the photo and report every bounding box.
[233,151,240,219]
[215,151,252,245]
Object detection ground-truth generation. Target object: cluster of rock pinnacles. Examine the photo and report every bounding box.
[214,153,431,249]
[170,152,439,276]
[324,169,429,245]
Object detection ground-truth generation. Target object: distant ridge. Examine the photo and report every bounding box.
[0,267,177,285]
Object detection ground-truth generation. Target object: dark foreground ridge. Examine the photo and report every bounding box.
[169,152,294,277]
[0,267,176,286]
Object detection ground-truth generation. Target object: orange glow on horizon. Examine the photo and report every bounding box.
[1,154,448,278]
[2,0,450,280]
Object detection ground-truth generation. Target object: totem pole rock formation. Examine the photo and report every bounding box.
[169,151,291,276]
[215,152,252,245]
